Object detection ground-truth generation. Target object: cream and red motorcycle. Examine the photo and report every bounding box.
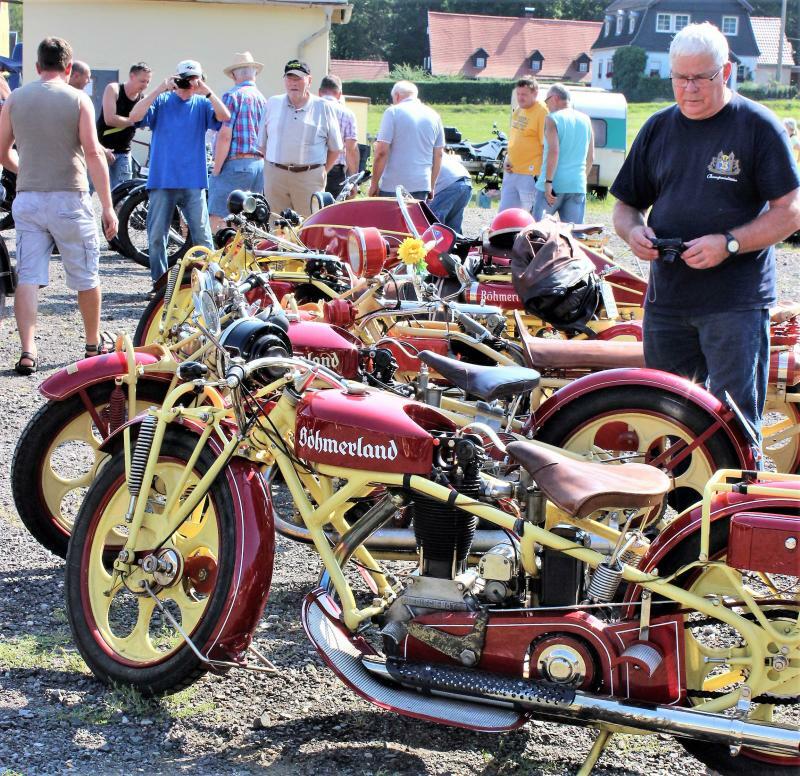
[63,311,799,774]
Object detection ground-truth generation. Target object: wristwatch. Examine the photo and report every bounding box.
[724,231,740,256]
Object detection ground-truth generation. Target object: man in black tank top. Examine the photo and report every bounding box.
[96,62,151,190]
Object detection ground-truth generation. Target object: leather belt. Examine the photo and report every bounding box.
[270,162,323,173]
[229,153,262,160]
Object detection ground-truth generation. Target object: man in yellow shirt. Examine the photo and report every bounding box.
[499,76,547,213]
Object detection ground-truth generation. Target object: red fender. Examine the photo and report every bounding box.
[99,414,274,665]
[40,348,174,401]
[528,367,755,467]
[595,321,643,341]
[622,481,800,615]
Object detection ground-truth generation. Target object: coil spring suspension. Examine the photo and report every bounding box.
[128,415,158,497]
[586,561,624,603]
[107,382,127,434]
[163,264,180,311]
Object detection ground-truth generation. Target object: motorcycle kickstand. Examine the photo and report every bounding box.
[577,728,614,776]
[142,581,277,674]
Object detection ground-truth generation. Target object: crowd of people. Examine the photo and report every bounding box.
[2,24,800,450]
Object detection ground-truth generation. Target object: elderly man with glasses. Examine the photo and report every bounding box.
[611,22,800,456]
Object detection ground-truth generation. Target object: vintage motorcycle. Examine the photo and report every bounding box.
[17,223,759,558]
[62,294,800,773]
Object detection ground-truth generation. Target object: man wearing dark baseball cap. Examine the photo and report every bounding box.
[257,58,342,216]
[284,60,310,77]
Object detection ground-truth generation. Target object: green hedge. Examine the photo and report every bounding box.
[624,76,675,102]
[738,81,798,100]
[343,79,522,105]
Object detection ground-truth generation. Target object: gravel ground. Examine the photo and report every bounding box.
[0,206,797,776]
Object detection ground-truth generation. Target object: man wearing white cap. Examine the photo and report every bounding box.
[129,59,230,288]
[209,52,267,233]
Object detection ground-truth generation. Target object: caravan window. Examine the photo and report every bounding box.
[591,118,607,149]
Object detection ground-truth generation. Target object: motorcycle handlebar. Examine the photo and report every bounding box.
[225,356,348,392]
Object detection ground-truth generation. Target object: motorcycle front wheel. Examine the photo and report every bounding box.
[133,280,193,347]
[11,380,170,558]
[535,385,742,512]
[116,188,192,269]
[65,428,237,695]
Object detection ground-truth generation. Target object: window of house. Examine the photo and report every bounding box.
[598,61,604,78]
[604,19,610,36]
[656,13,671,32]
[674,14,689,30]
[531,58,542,71]
[578,61,589,73]
[616,14,624,34]
[629,14,636,34]
[606,59,614,77]
[475,55,486,69]
[722,16,738,36]
[737,63,747,82]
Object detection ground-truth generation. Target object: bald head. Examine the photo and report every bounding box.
[69,60,91,90]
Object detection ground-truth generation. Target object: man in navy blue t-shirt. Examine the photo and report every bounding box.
[612,22,800,447]
[129,59,230,288]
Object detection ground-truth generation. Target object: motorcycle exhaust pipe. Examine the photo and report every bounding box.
[363,657,800,757]
[274,511,511,555]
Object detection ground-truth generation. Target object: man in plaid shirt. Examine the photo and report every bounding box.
[209,52,267,232]
[318,75,359,198]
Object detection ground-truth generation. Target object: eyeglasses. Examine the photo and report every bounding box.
[670,67,723,88]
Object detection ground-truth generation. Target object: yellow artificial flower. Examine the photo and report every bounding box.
[397,237,427,266]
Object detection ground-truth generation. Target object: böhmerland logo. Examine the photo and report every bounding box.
[298,427,399,461]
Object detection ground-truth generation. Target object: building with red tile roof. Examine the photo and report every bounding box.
[330,58,390,81]
[427,10,601,83]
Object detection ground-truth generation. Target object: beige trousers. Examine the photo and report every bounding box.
[264,164,326,218]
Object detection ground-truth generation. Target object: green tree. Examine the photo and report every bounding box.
[612,46,647,97]
[9,2,22,36]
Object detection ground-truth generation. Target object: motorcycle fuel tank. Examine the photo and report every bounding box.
[295,390,454,474]
[287,320,361,379]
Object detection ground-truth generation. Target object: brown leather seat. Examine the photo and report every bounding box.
[506,441,670,519]
[514,311,645,370]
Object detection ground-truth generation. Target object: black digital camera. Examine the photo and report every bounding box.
[174,77,193,89]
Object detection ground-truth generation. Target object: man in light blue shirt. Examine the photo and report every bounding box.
[368,81,444,200]
[533,83,594,224]
[129,59,230,286]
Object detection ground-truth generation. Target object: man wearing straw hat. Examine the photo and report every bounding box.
[209,51,267,232]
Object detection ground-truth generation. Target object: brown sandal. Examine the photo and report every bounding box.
[14,351,37,375]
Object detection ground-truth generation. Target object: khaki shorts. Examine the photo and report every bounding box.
[13,190,100,291]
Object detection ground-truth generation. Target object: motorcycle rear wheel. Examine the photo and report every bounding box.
[116,188,192,269]
[656,517,800,774]
[65,429,236,695]
[535,386,743,512]
[11,380,169,558]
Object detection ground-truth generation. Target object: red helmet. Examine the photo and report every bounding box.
[488,208,534,249]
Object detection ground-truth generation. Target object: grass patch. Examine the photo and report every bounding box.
[0,633,89,674]
[163,685,218,720]
[366,99,800,152]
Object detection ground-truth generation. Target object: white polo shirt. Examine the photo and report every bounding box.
[258,93,342,166]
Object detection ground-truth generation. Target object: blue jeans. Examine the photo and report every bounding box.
[429,177,472,234]
[208,157,264,217]
[643,306,770,443]
[146,188,212,282]
[499,171,537,212]
[533,188,586,223]
[109,152,133,191]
